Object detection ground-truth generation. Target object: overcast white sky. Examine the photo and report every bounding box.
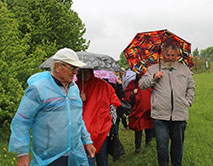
[72,0,213,60]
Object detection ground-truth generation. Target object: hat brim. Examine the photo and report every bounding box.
[64,60,87,68]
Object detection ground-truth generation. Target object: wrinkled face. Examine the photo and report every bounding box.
[54,62,78,83]
[162,49,177,68]
[163,49,177,62]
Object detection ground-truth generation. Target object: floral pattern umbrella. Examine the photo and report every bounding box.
[123,29,193,75]
[94,70,118,84]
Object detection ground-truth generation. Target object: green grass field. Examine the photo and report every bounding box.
[0,72,213,166]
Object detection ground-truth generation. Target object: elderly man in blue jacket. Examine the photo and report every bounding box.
[9,48,96,166]
[139,44,195,166]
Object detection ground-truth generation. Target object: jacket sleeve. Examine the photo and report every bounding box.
[9,86,42,155]
[139,69,156,89]
[185,71,195,106]
[81,119,93,145]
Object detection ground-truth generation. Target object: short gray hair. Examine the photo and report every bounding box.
[50,60,62,72]
[162,43,179,57]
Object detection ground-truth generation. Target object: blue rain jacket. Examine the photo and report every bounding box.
[9,71,92,166]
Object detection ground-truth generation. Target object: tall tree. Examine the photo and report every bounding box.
[200,47,213,61]
[4,0,91,86]
[7,0,89,54]
[0,0,91,126]
[0,2,24,127]
[192,48,200,57]
[117,52,129,69]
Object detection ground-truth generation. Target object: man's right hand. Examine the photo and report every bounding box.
[154,71,163,80]
[80,91,86,102]
[18,155,30,166]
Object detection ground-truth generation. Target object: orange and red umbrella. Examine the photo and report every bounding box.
[123,29,193,75]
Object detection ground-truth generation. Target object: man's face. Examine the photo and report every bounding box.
[56,62,78,83]
[162,49,177,68]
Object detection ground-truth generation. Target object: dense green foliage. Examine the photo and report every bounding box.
[0,1,25,127]
[192,48,199,57]
[117,52,129,70]
[1,73,212,165]
[6,0,89,53]
[200,46,213,61]
[0,0,89,126]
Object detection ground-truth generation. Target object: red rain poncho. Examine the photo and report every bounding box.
[76,73,121,153]
[125,80,153,131]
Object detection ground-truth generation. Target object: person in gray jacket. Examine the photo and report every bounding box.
[139,43,195,166]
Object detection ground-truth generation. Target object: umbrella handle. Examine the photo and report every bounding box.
[159,55,161,71]
[82,70,84,93]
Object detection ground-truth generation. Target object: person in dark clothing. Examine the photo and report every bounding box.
[104,77,125,161]
[104,78,125,135]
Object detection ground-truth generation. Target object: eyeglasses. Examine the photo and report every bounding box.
[60,63,79,72]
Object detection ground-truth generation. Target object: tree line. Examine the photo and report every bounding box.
[192,47,212,73]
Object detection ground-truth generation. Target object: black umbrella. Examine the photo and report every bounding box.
[39,51,121,72]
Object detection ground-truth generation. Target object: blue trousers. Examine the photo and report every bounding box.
[153,119,186,166]
[88,137,108,166]
[48,156,68,166]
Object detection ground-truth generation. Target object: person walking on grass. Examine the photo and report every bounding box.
[139,43,195,166]
[124,73,154,153]
[9,48,96,166]
[76,69,121,166]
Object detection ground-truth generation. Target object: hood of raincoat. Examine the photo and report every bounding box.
[76,72,121,152]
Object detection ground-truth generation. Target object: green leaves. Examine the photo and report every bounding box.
[117,52,129,69]
[0,0,89,125]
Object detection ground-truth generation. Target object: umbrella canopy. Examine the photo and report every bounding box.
[39,51,121,72]
[77,52,121,72]
[94,70,118,84]
[123,29,193,75]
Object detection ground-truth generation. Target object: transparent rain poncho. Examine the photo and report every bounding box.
[9,71,92,166]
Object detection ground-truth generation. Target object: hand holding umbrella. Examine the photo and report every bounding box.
[154,71,163,80]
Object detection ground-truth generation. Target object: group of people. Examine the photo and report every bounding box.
[9,43,195,166]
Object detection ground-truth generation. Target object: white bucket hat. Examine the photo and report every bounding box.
[52,48,86,67]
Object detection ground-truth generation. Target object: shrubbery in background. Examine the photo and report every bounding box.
[0,0,89,126]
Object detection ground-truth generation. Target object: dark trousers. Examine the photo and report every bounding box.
[88,137,108,166]
[121,117,128,128]
[116,117,128,132]
[48,156,68,166]
[135,128,153,149]
[153,119,186,166]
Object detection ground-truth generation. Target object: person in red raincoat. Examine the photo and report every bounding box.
[76,69,121,166]
[124,74,154,153]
